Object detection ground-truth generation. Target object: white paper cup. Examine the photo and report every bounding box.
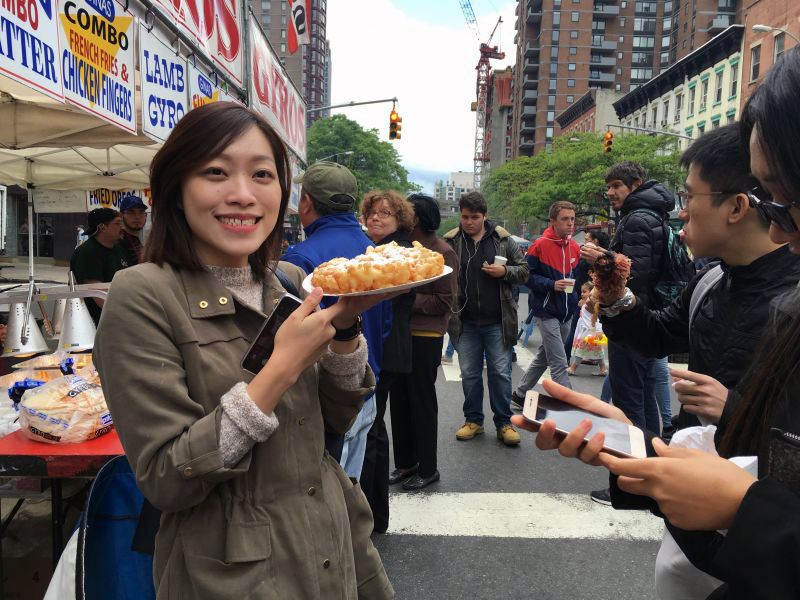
[563,278,576,294]
[494,255,508,266]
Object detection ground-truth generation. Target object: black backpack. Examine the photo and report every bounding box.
[629,208,695,308]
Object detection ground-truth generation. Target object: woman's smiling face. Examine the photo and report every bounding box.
[181,125,283,267]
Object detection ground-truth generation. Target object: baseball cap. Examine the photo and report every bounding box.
[296,161,358,210]
[120,195,147,212]
[86,208,119,237]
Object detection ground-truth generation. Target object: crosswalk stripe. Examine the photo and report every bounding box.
[387,492,663,540]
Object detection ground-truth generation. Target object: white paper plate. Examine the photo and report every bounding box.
[302,265,454,297]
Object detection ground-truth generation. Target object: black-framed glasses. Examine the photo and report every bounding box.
[746,186,798,233]
[675,187,739,210]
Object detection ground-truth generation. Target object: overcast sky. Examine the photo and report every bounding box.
[326,0,516,193]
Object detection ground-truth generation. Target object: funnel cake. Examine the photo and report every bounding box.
[311,241,445,294]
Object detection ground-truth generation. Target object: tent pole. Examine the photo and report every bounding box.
[21,159,35,343]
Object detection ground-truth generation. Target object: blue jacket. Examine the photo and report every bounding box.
[282,213,392,379]
[527,226,582,322]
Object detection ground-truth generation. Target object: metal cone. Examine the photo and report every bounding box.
[2,301,50,357]
[58,298,97,352]
[51,299,67,338]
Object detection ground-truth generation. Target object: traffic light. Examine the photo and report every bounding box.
[603,131,614,153]
[389,110,402,140]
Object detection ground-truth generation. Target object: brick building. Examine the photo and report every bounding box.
[555,89,623,134]
[510,0,745,157]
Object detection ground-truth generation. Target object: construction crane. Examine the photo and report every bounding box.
[460,2,504,189]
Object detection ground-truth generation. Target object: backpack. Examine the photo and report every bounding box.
[630,208,696,309]
[688,264,725,340]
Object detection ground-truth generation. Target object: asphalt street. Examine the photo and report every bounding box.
[373,295,680,600]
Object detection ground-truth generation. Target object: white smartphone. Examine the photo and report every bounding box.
[522,390,647,458]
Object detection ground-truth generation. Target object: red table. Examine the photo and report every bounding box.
[0,430,124,570]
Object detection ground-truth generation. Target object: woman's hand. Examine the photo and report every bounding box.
[670,368,728,424]
[598,438,757,530]
[510,379,630,466]
[247,288,335,413]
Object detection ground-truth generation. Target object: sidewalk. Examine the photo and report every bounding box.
[0,264,70,286]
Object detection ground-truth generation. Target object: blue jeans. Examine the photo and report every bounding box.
[650,357,672,430]
[444,339,455,358]
[340,394,376,478]
[456,322,513,428]
[608,340,662,433]
[601,374,612,403]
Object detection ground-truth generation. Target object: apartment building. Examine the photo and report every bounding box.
[434,172,476,217]
[486,67,514,172]
[613,24,744,149]
[555,89,623,134]
[510,0,744,157]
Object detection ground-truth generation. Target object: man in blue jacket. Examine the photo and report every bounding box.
[282,161,392,478]
[512,201,581,409]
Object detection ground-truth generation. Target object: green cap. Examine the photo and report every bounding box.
[296,161,358,210]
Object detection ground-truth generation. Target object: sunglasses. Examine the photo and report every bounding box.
[746,186,798,233]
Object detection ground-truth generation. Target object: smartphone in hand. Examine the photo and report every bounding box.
[522,390,647,458]
[241,294,303,375]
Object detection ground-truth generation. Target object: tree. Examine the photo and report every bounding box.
[306,115,421,203]
[482,131,683,234]
[437,215,460,237]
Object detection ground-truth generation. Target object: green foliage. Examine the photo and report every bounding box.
[482,131,684,233]
[306,115,421,204]
[438,215,460,237]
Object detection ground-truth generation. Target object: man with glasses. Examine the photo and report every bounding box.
[596,124,800,436]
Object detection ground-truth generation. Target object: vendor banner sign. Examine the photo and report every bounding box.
[0,0,64,101]
[139,23,188,142]
[87,187,150,210]
[187,62,237,108]
[57,0,136,133]
[150,0,243,88]
[249,20,305,162]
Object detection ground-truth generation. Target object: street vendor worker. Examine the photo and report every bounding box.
[93,102,395,599]
[69,208,134,324]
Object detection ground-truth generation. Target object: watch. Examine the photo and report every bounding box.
[333,315,362,341]
[599,288,635,318]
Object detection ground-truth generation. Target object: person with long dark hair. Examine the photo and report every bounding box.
[93,103,394,599]
[514,47,800,599]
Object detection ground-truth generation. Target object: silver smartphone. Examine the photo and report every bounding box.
[522,390,647,458]
[241,293,303,375]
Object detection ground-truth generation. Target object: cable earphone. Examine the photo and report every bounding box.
[452,229,482,316]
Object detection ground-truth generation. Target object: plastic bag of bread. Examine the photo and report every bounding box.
[19,374,113,444]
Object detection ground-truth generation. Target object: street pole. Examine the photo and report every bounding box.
[307,97,399,115]
[605,123,694,140]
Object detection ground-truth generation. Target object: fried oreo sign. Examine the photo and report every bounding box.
[0,0,64,100]
[58,0,135,132]
[150,0,242,87]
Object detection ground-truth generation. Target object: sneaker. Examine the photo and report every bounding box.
[511,392,525,412]
[590,488,612,505]
[497,425,521,446]
[441,354,453,365]
[456,422,484,440]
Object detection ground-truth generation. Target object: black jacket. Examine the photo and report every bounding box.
[602,245,800,429]
[377,229,415,374]
[611,180,674,308]
[611,282,800,599]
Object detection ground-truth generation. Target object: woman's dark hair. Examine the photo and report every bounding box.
[719,46,800,458]
[587,229,609,249]
[145,102,291,280]
[408,193,441,232]
[459,191,487,214]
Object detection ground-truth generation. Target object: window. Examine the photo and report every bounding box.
[661,35,670,48]
[632,36,655,48]
[567,95,574,103]
[635,1,656,13]
[570,46,577,55]
[593,20,605,31]
[546,127,554,140]
[550,78,557,90]
[651,106,658,127]
[618,52,623,59]
[568,79,575,87]
[552,30,560,43]
[632,51,652,65]
[571,30,579,39]
[568,63,576,71]
[261,14,271,25]
[553,11,561,25]
[727,112,736,124]
[280,43,286,52]
[662,16,671,31]
[712,119,720,130]
[572,11,579,22]
[631,68,652,80]
[714,71,723,103]
[547,111,555,122]
[662,100,669,124]
[750,45,760,81]
[660,52,669,65]
[620,17,626,26]
[775,32,785,62]
[616,83,622,91]
[616,67,622,75]
[634,116,639,127]
[548,95,556,108]
[730,63,738,97]
[621,0,627,7]
[634,18,656,33]
[698,122,705,134]
[551,47,559,60]
[281,28,286,39]
[700,79,708,110]
[619,35,624,43]
[550,63,558,76]
[261,0,270,8]
[688,86,695,115]
[675,93,682,121]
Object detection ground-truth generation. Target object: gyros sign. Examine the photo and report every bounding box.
[249,20,305,162]
[150,0,243,86]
